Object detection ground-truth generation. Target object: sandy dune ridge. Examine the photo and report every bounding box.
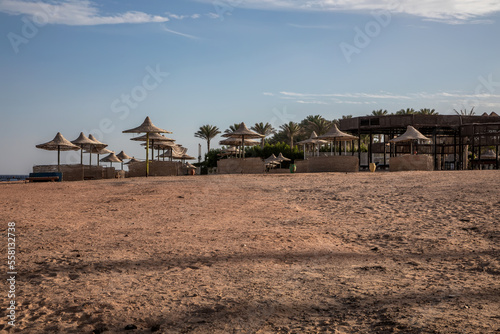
[0,170,499,333]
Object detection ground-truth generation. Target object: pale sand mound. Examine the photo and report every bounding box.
[0,170,499,333]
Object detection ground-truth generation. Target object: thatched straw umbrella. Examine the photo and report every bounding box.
[125,157,142,164]
[84,147,113,166]
[297,132,328,159]
[131,132,174,162]
[389,125,430,155]
[71,132,97,180]
[219,137,260,158]
[222,122,264,158]
[36,132,80,172]
[123,117,171,176]
[318,124,358,155]
[116,151,132,170]
[100,152,122,168]
[87,134,108,166]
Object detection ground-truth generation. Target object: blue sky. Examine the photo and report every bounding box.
[1,0,499,173]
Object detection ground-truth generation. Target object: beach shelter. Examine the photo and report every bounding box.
[222,122,264,158]
[219,137,260,158]
[275,152,291,168]
[100,152,122,168]
[35,132,80,172]
[125,157,142,164]
[264,154,280,169]
[297,132,328,159]
[265,154,278,164]
[84,147,113,166]
[116,151,132,170]
[71,132,97,167]
[318,124,358,155]
[390,126,430,155]
[277,152,291,162]
[123,117,171,176]
[132,133,175,162]
[219,146,242,157]
[88,134,107,166]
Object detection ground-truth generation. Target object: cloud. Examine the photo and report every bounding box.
[161,25,199,39]
[263,92,275,96]
[296,100,328,104]
[195,0,500,24]
[0,0,169,25]
[166,12,202,20]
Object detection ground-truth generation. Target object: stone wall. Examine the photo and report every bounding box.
[217,158,265,174]
[33,164,112,181]
[389,155,434,172]
[295,156,359,173]
[128,161,181,177]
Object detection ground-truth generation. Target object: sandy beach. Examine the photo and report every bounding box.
[0,170,499,333]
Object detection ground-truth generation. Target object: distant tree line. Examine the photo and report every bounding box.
[194,107,479,165]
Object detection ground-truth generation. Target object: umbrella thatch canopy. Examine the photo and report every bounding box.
[100,152,122,168]
[318,124,357,155]
[277,152,291,162]
[116,151,132,170]
[219,146,241,157]
[123,116,172,176]
[389,126,430,143]
[390,126,430,155]
[87,134,108,166]
[125,157,142,164]
[319,124,358,141]
[265,154,279,163]
[297,132,328,159]
[481,149,497,159]
[71,132,97,167]
[130,132,175,142]
[116,151,132,160]
[222,122,264,158]
[219,137,260,146]
[123,116,172,134]
[179,154,196,161]
[88,134,107,149]
[36,132,80,171]
[132,133,175,162]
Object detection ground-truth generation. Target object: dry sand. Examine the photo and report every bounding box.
[0,170,499,333]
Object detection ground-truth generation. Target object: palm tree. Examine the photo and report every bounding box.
[396,108,415,115]
[454,107,475,116]
[280,121,302,149]
[194,124,221,153]
[251,122,275,147]
[301,115,331,136]
[371,109,388,116]
[418,108,438,115]
[224,123,241,134]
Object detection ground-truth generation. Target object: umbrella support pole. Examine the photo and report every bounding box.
[58,146,61,172]
[146,133,150,177]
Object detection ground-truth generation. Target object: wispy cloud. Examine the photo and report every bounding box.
[296,100,328,104]
[195,0,500,24]
[161,25,199,39]
[263,92,275,96]
[0,0,169,25]
[272,90,500,109]
[288,23,341,29]
[166,12,202,20]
